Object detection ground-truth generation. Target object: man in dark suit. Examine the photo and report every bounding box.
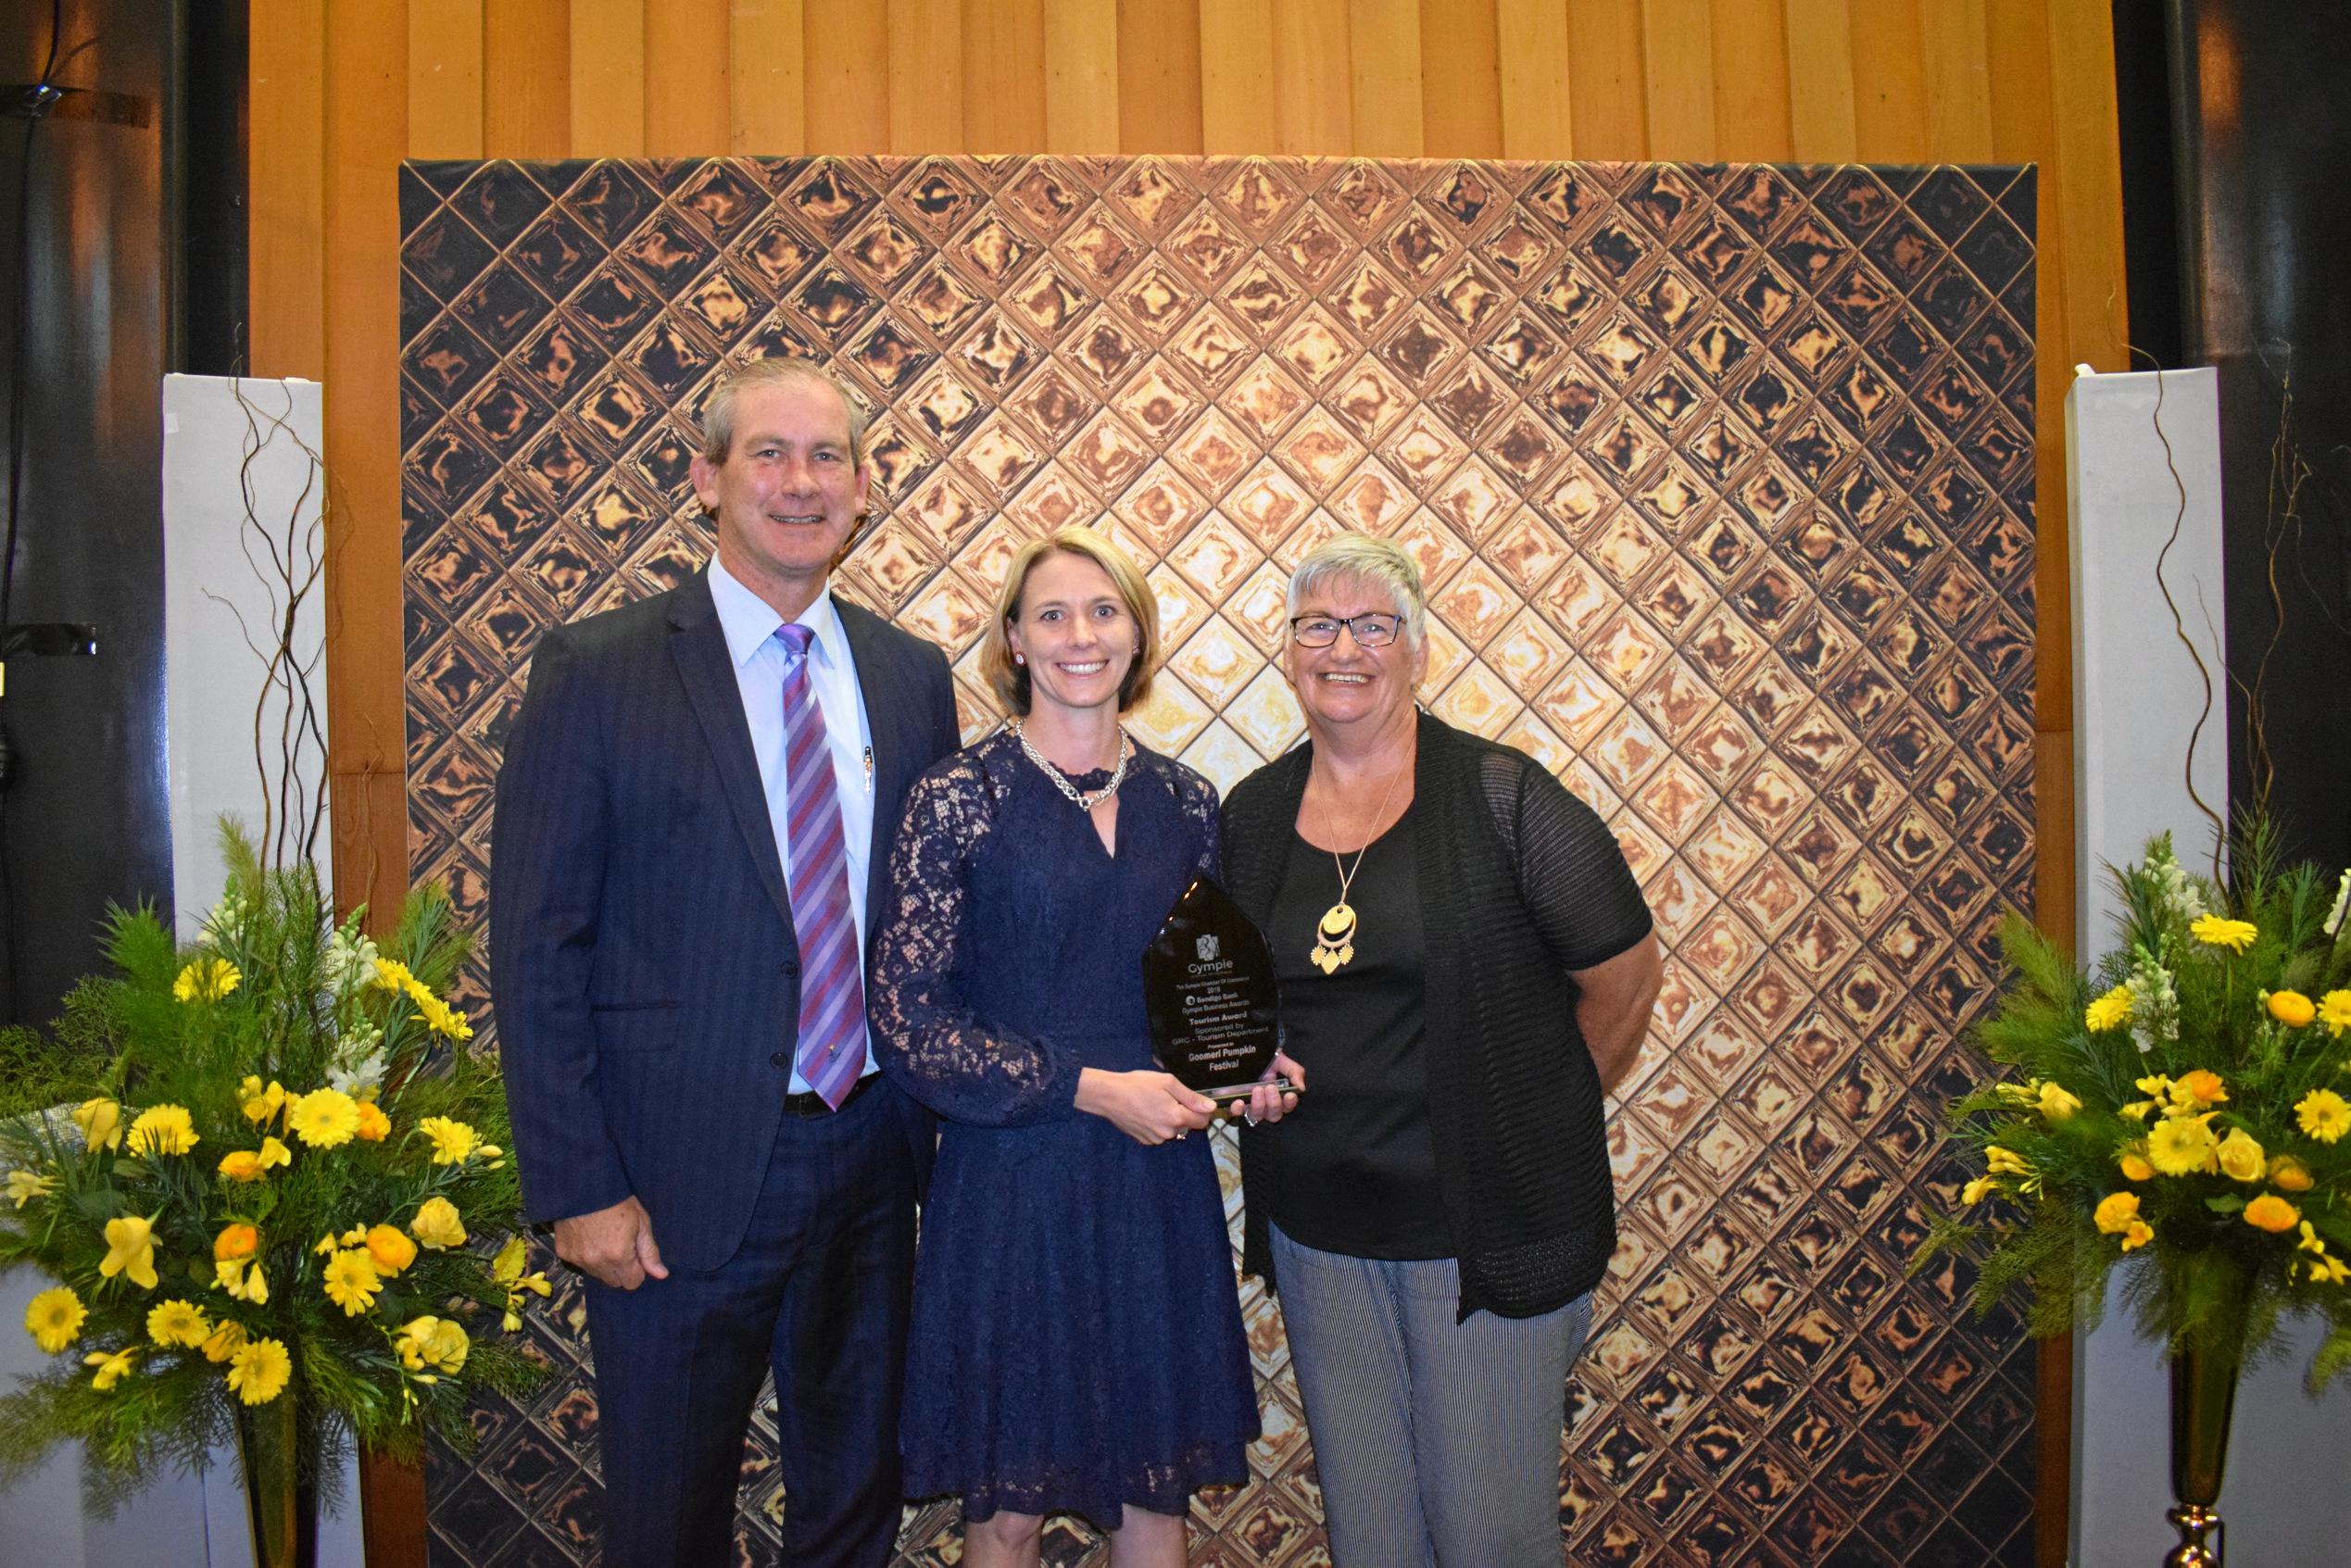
[493,358,961,1566]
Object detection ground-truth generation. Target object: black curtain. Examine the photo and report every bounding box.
[0,0,244,1025]
[2128,1,2351,867]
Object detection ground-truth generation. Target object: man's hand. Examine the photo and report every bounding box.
[552,1195,670,1290]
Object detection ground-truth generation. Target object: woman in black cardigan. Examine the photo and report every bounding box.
[1225,533,1662,1567]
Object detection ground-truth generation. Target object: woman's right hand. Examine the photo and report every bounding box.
[1075,1067,1216,1146]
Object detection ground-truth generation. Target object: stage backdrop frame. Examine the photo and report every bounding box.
[400,153,2039,1568]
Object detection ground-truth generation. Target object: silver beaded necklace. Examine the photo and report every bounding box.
[1009,720,1134,811]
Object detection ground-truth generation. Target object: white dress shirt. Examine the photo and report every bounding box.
[707,557,881,1091]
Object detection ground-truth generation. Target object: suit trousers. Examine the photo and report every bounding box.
[585,1079,917,1567]
[1269,1222,1592,1568]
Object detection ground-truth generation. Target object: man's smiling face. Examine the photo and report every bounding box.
[691,378,869,608]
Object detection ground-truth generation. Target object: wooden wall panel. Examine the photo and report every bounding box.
[1120,0,1205,151]
[1567,0,1650,157]
[728,0,806,154]
[1419,0,1502,157]
[568,0,647,155]
[483,0,570,156]
[1272,0,1352,153]
[964,0,1047,153]
[647,0,732,155]
[408,0,485,157]
[1200,0,1276,154]
[1496,0,1574,157]
[250,5,2129,1561]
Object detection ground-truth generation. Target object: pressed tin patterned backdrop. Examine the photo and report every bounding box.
[399,155,2038,1565]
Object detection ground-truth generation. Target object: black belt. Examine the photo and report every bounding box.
[783,1071,879,1119]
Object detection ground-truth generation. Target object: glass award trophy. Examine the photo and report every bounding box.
[1142,874,1291,1103]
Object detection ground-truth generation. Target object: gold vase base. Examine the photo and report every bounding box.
[2162,1503,2221,1568]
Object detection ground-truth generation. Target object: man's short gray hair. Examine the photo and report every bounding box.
[1285,533,1427,650]
[698,358,871,468]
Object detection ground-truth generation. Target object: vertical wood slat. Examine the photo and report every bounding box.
[1567,0,1649,158]
[1708,0,1791,158]
[1200,0,1276,155]
[1043,0,1120,151]
[1919,0,1993,161]
[805,0,890,150]
[729,0,807,153]
[569,0,647,155]
[1496,0,1574,158]
[887,0,966,151]
[964,0,1046,153]
[1782,0,1855,160]
[1846,0,1928,161]
[484,0,572,157]
[409,0,486,157]
[1419,0,1502,158]
[1120,0,1205,151]
[1641,0,1717,158]
[1273,0,1352,154]
[1348,0,1424,157]
[250,0,327,381]
[2046,0,2129,373]
[647,0,732,156]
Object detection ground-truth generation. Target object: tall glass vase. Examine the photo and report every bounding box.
[235,1394,319,1568]
[2163,1258,2249,1568]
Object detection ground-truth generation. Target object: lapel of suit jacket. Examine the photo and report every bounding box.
[668,572,797,934]
[834,593,907,926]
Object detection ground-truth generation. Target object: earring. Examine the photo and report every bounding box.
[1014,653,1025,665]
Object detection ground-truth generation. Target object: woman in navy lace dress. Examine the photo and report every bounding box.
[872,528,1299,1567]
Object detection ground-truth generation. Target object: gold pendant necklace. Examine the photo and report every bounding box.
[1309,753,1409,975]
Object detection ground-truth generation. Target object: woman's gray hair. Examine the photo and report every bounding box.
[1285,533,1427,650]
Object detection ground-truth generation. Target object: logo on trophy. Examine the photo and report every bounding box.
[1144,875,1289,1104]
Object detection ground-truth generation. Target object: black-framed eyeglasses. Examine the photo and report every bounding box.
[1289,613,1402,648]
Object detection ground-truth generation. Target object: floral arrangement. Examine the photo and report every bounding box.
[0,830,544,1512]
[1921,827,2351,1384]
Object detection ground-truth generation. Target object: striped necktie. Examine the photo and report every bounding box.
[774,622,866,1108]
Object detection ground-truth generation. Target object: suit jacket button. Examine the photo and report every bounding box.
[771,1051,789,1068]
[780,960,799,978]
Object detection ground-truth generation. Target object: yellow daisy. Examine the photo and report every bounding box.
[23,1286,85,1353]
[2084,985,2133,1032]
[416,1116,479,1166]
[226,1337,291,1405]
[2189,914,2257,952]
[2320,989,2351,1039]
[2297,1089,2351,1144]
[286,1088,361,1149]
[171,957,242,1002]
[127,1104,200,1157]
[2146,1115,2219,1175]
[321,1249,382,1317]
[145,1298,211,1349]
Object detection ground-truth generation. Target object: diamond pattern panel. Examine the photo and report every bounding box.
[403,156,2038,1568]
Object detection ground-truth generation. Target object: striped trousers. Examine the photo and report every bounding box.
[1270,1223,1592,1568]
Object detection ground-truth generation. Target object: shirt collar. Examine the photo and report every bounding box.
[707,556,848,672]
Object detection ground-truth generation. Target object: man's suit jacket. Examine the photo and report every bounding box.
[491,571,960,1272]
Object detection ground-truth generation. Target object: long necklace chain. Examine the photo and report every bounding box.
[1010,720,1133,811]
[1308,751,1409,975]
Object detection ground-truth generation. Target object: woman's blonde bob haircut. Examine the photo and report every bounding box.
[981,527,1163,716]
